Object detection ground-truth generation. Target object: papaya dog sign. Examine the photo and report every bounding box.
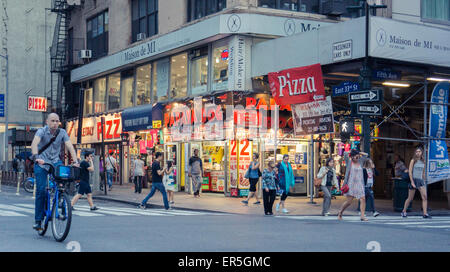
[268,63,325,106]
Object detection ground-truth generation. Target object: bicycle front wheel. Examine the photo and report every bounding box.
[51,192,72,242]
[23,178,34,193]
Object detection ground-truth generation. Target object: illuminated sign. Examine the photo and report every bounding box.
[27,96,48,112]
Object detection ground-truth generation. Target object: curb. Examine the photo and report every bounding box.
[92,196,231,214]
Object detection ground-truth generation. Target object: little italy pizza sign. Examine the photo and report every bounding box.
[268,63,326,106]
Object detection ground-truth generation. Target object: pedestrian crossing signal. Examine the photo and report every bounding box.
[339,119,354,142]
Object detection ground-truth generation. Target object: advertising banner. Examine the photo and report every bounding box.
[268,63,326,106]
[427,82,450,184]
[292,96,334,136]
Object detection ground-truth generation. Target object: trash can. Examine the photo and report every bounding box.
[393,178,412,212]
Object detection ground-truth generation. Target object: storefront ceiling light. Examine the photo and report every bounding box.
[328,72,360,77]
[427,77,450,82]
[382,82,410,87]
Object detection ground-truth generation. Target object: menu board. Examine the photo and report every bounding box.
[211,171,225,192]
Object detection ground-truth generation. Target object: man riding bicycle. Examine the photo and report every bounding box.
[30,113,79,231]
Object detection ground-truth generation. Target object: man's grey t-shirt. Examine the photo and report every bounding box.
[35,126,70,167]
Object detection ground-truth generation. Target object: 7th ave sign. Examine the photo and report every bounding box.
[357,103,382,116]
[348,89,382,104]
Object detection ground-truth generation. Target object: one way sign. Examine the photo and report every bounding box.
[348,89,382,104]
[357,103,382,116]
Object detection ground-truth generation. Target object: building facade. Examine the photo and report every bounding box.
[0,0,57,169]
[65,0,450,202]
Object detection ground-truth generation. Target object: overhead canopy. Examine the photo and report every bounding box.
[121,103,163,132]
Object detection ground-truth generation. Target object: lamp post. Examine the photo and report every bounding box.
[347,1,387,155]
[0,54,9,170]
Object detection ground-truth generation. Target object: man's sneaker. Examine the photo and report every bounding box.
[138,204,146,210]
[282,208,289,214]
[423,214,432,219]
[254,201,261,205]
[241,200,248,205]
[90,206,99,211]
[323,212,330,216]
[276,203,280,212]
[32,221,42,231]
[401,212,407,218]
[373,211,380,217]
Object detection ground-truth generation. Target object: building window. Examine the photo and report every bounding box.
[121,69,135,109]
[190,47,208,95]
[107,73,121,110]
[170,53,188,99]
[83,87,93,115]
[132,0,158,43]
[136,64,152,105]
[187,0,226,22]
[153,58,170,102]
[212,42,228,92]
[87,10,109,59]
[421,0,450,24]
[94,77,106,113]
[259,0,320,13]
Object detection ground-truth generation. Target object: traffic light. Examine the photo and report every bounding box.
[339,119,354,142]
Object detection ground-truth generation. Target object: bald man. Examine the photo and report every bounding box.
[30,113,79,231]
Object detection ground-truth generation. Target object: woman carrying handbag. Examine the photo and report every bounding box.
[241,153,261,205]
[316,158,339,216]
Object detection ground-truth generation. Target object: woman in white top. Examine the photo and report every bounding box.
[133,155,145,194]
[316,158,338,216]
[402,147,430,218]
[164,161,176,204]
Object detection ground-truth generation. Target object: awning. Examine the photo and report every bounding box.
[121,103,163,132]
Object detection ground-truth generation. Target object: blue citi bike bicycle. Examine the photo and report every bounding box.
[37,163,79,242]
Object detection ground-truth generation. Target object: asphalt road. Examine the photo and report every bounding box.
[1,189,449,252]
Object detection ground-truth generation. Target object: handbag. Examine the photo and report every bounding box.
[108,157,117,173]
[244,169,250,179]
[341,184,349,194]
[314,177,322,187]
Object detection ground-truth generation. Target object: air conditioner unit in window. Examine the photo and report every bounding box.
[137,33,147,41]
[78,49,92,59]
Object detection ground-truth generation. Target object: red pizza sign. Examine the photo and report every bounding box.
[27,96,48,112]
[268,63,326,106]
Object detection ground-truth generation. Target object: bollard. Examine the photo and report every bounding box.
[32,179,36,199]
[16,173,21,195]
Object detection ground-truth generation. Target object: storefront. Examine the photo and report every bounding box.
[163,91,313,197]
[66,112,124,185]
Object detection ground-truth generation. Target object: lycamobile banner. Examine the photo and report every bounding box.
[427,82,450,184]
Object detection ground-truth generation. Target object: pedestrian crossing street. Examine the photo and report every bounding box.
[276,215,450,230]
[0,203,223,217]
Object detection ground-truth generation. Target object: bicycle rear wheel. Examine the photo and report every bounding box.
[51,192,72,242]
[23,178,34,193]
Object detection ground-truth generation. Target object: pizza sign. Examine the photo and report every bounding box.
[27,96,48,112]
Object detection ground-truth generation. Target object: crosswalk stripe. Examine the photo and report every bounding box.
[0,204,34,214]
[75,205,173,216]
[382,221,450,225]
[0,209,27,216]
[416,225,450,229]
[72,206,136,216]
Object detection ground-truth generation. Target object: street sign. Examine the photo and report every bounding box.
[372,69,401,81]
[0,94,4,117]
[332,81,360,97]
[357,103,382,116]
[348,89,382,104]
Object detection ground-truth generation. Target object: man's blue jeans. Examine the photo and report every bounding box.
[141,182,169,210]
[34,161,62,221]
[106,170,113,188]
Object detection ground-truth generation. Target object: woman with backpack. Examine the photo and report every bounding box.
[241,153,261,205]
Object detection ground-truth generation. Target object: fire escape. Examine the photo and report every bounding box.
[50,0,74,118]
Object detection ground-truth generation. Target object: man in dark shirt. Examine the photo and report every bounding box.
[139,152,170,210]
[71,151,99,211]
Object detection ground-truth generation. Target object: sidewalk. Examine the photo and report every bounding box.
[93,183,450,216]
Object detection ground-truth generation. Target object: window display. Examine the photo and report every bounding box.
[201,141,226,192]
[153,58,169,102]
[170,53,188,99]
[190,47,208,95]
[136,64,151,105]
[84,87,93,115]
[108,73,121,110]
[121,76,135,108]
[94,78,106,113]
[212,43,228,91]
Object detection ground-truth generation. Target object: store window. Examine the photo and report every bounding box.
[107,73,121,110]
[83,87,93,115]
[153,58,170,102]
[259,0,320,13]
[136,64,151,105]
[94,77,106,113]
[86,10,109,59]
[170,53,188,99]
[212,42,228,92]
[131,0,158,42]
[421,0,450,24]
[187,0,226,22]
[121,69,135,109]
[190,47,208,95]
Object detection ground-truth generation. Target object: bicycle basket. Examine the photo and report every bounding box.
[55,165,80,181]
